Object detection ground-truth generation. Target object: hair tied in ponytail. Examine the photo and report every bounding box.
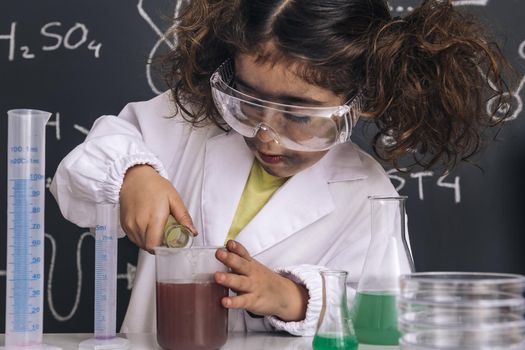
[365,0,512,171]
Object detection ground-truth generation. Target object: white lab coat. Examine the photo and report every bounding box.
[50,91,400,336]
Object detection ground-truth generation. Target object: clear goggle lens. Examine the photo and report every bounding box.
[210,60,361,152]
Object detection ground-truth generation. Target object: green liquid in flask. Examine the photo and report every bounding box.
[351,292,400,345]
[312,334,358,350]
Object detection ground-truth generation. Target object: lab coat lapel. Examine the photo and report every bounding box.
[202,134,367,254]
[201,132,253,247]
[235,162,335,257]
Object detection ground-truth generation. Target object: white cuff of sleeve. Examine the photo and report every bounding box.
[243,310,275,332]
[103,152,168,204]
[266,264,327,336]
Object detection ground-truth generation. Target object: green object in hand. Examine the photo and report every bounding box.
[164,216,193,248]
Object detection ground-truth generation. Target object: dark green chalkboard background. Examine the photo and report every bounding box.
[1,0,524,332]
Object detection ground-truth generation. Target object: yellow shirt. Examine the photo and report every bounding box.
[225,160,289,242]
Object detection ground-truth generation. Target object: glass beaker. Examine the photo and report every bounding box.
[154,247,229,350]
[351,196,414,345]
[313,271,358,350]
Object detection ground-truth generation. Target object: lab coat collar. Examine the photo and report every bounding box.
[319,141,369,183]
[201,132,368,256]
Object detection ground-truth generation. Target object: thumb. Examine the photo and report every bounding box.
[169,192,198,236]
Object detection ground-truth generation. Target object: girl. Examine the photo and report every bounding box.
[51,0,510,336]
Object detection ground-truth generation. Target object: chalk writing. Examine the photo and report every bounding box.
[47,113,61,141]
[73,124,90,136]
[41,22,102,58]
[1,21,102,61]
[0,22,15,60]
[388,169,461,204]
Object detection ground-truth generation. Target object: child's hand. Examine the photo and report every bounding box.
[119,164,197,253]
[214,240,309,322]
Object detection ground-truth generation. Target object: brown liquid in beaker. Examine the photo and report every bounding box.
[156,281,229,350]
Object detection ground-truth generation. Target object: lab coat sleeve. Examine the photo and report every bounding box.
[265,264,346,336]
[50,112,168,231]
[265,227,411,336]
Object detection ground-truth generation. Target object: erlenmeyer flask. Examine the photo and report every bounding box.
[350,196,415,345]
[313,271,358,350]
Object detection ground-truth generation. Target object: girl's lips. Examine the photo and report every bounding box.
[258,151,284,164]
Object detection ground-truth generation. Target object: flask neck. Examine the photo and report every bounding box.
[369,196,406,240]
[357,196,414,293]
[322,272,348,311]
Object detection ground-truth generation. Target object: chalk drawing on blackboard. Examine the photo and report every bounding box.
[138,0,189,95]
[388,168,461,204]
[486,39,525,122]
[73,124,90,135]
[47,113,61,140]
[453,0,488,5]
[43,231,136,322]
[40,22,102,59]
[0,231,137,322]
[387,168,407,191]
[388,5,414,13]
[1,22,102,61]
[0,22,16,61]
[119,263,137,290]
[436,174,461,204]
[387,0,489,14]
[20,45,35,59]
[45,232,86,322]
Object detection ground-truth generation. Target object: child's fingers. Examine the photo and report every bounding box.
[215,249,251,275]
[120,214,145,248]
[168,190,198,235]
[226,240,252,261]
[132,231,145,249]
[124,230,143,249]
[214,272,251,292]
[143,216,165,254]
[221,294,250,310]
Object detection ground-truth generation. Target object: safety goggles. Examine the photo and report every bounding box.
[210,59,361,152]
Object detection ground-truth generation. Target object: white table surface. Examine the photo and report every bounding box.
[1,332,400,350]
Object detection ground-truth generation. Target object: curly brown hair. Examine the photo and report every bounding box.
[162,0,512,171]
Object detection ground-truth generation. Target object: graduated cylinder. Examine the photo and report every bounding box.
[5,109,52,348]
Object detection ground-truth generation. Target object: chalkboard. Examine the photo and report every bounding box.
[1,0,524,333]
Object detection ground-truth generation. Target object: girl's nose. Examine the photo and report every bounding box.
[254,123,280,144]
